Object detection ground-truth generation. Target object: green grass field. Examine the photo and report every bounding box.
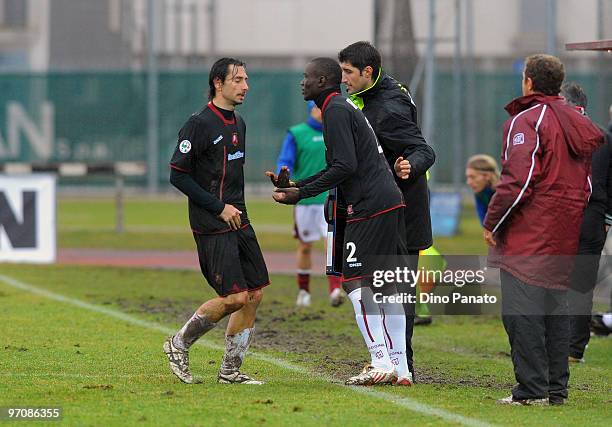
[57,196,487,254]
[0,197,610,426]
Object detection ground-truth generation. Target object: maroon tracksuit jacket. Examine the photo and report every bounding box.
[484,93,604,289]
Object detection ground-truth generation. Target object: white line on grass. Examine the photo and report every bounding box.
[0,274,493,427]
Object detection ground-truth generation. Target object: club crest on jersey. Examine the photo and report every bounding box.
[179,140,191,153]
[512,133,525,146]
[231,132,239,146]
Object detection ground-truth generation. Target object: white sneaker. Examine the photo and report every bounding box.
[496,395,548,406]
[218,371,264,385]
[296,290,311,307]
[329,288,345,307]
[345,364,397,386]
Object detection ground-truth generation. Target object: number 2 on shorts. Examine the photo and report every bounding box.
[346,242,357,262]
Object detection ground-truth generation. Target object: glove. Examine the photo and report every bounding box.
[265,166,295,188]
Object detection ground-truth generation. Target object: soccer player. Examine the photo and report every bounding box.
[274,101,343,307]
[338,41,435,379]
[271,57,412,386]
[163,58,269,385]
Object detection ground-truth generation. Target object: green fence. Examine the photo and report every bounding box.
[0,70,609,186]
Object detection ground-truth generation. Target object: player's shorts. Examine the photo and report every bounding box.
[342,208,406,282]
[293,204,327,243]
[193,224,270,297]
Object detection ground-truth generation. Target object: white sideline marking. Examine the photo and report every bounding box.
[0,274,493,427]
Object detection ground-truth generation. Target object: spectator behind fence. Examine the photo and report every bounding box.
[483,54,605,406]
[465,154,500,226]
[274,101,344,308]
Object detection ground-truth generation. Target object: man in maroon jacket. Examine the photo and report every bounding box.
[483,54,604,406]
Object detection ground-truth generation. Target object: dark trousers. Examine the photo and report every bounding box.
[402,250,418,376]
[500,270,569,401]
[569,206,607,359]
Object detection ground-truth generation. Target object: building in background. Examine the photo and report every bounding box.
[0,0,48,70]
[1,0,610,72]
[0,0,610,187]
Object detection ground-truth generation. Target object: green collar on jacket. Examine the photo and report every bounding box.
[348,68,382,110]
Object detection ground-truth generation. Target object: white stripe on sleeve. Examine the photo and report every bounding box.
[493,104,547,234]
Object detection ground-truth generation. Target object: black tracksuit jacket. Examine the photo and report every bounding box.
[355,73,435,250]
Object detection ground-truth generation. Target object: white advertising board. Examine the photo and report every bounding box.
[0,174,56,263]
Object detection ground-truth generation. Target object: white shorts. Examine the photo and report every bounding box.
[294,204,327,243]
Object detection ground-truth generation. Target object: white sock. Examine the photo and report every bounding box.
[220,327,254,374]
[347,288,393,371]
[173,312,216,350]
[379,298,409,378]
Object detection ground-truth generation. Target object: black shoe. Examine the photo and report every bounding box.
[414,316,432,326]
[549,396,566,406]
[590,313,611,336]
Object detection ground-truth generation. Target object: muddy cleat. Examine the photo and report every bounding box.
[163,336,193,384]
[345,364,397,386]
[394,372,413,386]
[218,371,264,385]
[329,288,345,307]
[296,289,311,307]
[496,395,548,406]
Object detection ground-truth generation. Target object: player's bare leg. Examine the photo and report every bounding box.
[296,241,312,307]
[164,292,248,384]
[218,289,264,384]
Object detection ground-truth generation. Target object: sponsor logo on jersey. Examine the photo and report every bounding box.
[212,135,223,145]
[227,150,244,161]
[179,140,191,153]
[512,133,525,146]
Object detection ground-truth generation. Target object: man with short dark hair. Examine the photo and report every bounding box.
[271,57,412,386]
[164,57,269,385]
[561,82,612,363]
[484,55,604,405]
[338,41,435,379]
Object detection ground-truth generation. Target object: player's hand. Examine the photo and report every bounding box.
[394,157,411,179]
[272,187,300,205]
[265,166,295,188]
[218,204,242,230]
[483,229,496,247]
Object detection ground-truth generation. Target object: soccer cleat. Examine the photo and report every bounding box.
[296,290,311,307]
[218,371,264,385]
[329,288,345,307]
[394,372,413,386]
[496,395,548,406]
[163,336,193,384]
[345,364,397,386]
